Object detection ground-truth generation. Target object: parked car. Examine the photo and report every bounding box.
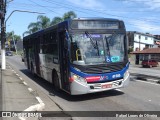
[5,51,13,56]
[142,60,158,67]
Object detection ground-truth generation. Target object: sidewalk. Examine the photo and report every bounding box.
[1,64,41,120]
[0,63,72,120]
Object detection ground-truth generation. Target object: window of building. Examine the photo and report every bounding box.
[145,36,148,40]
[139,35,141,39]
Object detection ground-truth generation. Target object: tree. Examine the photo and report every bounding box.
[23,11,77,35]
[6,31,21,52]
[37,15,50,29]
[28,22,40,33]
[6,31,13,40]
[23,22,40,36]
[13,34,21,41]
[50,17,63,26]
[6,31,21,41]
[63,11,77,20]
[23,31,31,37]
[50,11,77,26]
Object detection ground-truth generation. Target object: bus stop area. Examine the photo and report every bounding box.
[0,62,71,120]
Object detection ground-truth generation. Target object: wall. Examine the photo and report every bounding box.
[134,42,145,51]
[133,33,154,51]
[134,33,154,45]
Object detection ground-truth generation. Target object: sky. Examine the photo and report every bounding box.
[6,0,160,37]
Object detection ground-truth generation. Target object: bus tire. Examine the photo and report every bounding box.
[52,71,60,91]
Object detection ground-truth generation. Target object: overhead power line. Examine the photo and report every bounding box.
[27,0,60,15]
[11,2,160,13]
[7,0,156,30]
[40,0,160,23]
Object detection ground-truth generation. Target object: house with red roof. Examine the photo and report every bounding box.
[130,48,160,64]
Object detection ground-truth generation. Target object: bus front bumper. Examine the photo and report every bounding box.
[70,72,130,95]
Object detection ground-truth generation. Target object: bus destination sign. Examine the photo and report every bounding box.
[71,21,119,29]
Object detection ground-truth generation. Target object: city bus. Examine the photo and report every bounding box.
[23,18,130,95]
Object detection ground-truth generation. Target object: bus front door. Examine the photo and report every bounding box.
[59,31,70,92]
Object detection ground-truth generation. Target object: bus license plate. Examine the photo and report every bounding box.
[102,84,112,89]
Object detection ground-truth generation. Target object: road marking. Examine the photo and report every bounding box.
[147,79,159,82]
[16,74,20,77]
[23,82,28,86]
[36,97,44,104]
[137,80,160,86]
[115,89,122,92]
[8,67,45,120]
[28,88,33,92]
[19,97,45,120]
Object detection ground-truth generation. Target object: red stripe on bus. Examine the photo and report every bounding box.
[85,76,100,82]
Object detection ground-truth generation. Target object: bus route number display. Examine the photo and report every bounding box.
[71,21,119,29]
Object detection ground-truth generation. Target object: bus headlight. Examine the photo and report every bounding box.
[124,70,129,80]
[70,72,87,84]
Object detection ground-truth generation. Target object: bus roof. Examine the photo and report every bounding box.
[23,17,124,40]
[72,18,122,21]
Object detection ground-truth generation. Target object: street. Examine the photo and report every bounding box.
[129,64,160,78]
[2,55,160,120]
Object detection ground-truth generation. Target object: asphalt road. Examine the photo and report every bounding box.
[5,55,160,120]
[129,64,160,78]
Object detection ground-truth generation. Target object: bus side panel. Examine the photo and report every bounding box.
[58,21,70,93]
[34,37,41,75]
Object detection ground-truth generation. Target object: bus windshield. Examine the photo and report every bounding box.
[70,33,125,65]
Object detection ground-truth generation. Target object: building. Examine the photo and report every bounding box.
[130,48,160,65]
[154,35,160,40]
[127,31,155,52]
[154,35,160,48]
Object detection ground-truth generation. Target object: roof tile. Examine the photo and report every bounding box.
[131,48,160,54]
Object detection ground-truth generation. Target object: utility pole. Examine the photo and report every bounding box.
[0,0,6,70]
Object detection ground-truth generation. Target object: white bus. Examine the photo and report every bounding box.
[23,18,130,95]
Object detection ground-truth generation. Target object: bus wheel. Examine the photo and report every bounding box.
[53,72,60,91]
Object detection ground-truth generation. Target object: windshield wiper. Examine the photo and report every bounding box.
[105,36,111,57]
[105,33,118,61]
[85,31,100,56]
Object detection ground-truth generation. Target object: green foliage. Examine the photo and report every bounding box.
[50,17,63,26]
[13,34,21,41]
[37,15,50,29]
[63,11,77,20]
[128,47,133,54]
[23,11,77,36]
[6,31,21,41]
